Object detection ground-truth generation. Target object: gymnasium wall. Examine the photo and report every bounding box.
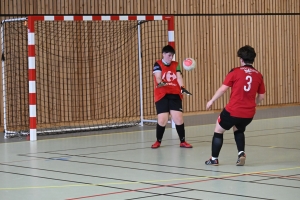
[0,0,299,130]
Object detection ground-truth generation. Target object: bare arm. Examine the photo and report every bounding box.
[256,93,265,105]
[154,71,163,83]
[176,71,184,87]
[206,84,230,110]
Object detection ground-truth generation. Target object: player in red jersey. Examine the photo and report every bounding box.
[151,45,193,149]
[205,45,265,166]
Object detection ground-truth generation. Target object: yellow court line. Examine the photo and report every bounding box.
[0,166,300,191]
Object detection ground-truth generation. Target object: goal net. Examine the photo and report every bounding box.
[1,15,174,140]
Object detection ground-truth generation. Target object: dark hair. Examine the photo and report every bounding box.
[162,45,175,54]
[237,45,256,64]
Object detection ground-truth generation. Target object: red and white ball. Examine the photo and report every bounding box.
[182,58,196,71]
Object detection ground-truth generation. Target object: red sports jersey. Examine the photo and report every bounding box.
[154,60,182,102]
[223,65,265,118]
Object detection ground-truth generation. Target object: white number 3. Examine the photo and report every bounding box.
[244,75,252,92]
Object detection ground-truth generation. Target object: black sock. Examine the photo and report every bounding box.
[234,130,245,152]
[176,123,185,142]
[212,132,223,157]
[156,124,165,143]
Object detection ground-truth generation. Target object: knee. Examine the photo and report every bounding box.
[173,117,183,125]
[171,113,183,125]
[157,117,168,126]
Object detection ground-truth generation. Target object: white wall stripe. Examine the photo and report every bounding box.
[29,81,36,93]
[28,33,35,45]
[29,105,36,117]
[44,16,54,21]
[120,16,129,20]
[168,31,175,42]
[83,16,93,20]
[28,57,35,69]
[137,16,146,20]
[101,16,111,20]
[64,16,74,21]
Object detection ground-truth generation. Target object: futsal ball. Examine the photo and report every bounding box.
[182,58,196,71]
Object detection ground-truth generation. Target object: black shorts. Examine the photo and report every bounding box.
[218,108,253,132]
[155,94,182,114]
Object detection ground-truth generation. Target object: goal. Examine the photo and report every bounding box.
[1,15,175,140]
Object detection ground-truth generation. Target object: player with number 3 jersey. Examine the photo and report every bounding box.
[223,63,265,118]
[205,45,265,166]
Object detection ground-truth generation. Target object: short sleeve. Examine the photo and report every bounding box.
[223,69,235,87]
[258,76,266,94]
[153,62,161,73]
[176,64,181,72]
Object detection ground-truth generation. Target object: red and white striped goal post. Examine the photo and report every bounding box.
[27,15,175,141]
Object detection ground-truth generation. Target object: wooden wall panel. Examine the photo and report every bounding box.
[1,0,300,15]
[175,15,300,112]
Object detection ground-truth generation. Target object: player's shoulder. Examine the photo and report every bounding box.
[153,61,162,71]
[155,60,162,64]
[154,61,160,65]
[227,66,240,74]
[171,60,179,65]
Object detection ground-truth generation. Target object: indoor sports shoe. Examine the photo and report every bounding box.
[180,141,193,148]
[236,152,246,166]
[151,141,161,149]
[205,157,219,166]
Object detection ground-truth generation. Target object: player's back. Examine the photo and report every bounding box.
[224,65,265,118]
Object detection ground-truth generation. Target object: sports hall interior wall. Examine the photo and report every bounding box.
[0,0,299,131]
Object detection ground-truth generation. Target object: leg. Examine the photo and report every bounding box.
[152,96,169,148]
[234,118,252,153]
[156,112,169,142]
[212,120,226,158]
[170,110,184,142]
[234,118,253,166]
[169,95,192,148]
[170,110,192,148]
[233,125,245,152]
[205,109,233,165]
[151,112,168,148]
[234,128,246,166]
[233,127,245,153]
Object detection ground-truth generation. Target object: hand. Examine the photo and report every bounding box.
[181,86,192,95]
[206,100,213,110]
[157,81,167,88]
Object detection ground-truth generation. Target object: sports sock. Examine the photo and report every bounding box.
[175,123,185,142]
[234,130,245,152]
[212,132,223,157]
[211,157,218,160]
[156,124,165,142]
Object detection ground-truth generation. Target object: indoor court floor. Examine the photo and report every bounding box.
[0,106,300,200]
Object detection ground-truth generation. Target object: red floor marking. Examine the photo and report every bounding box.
[66,173,253,200]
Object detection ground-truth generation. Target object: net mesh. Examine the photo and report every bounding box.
[1,17,168,136]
